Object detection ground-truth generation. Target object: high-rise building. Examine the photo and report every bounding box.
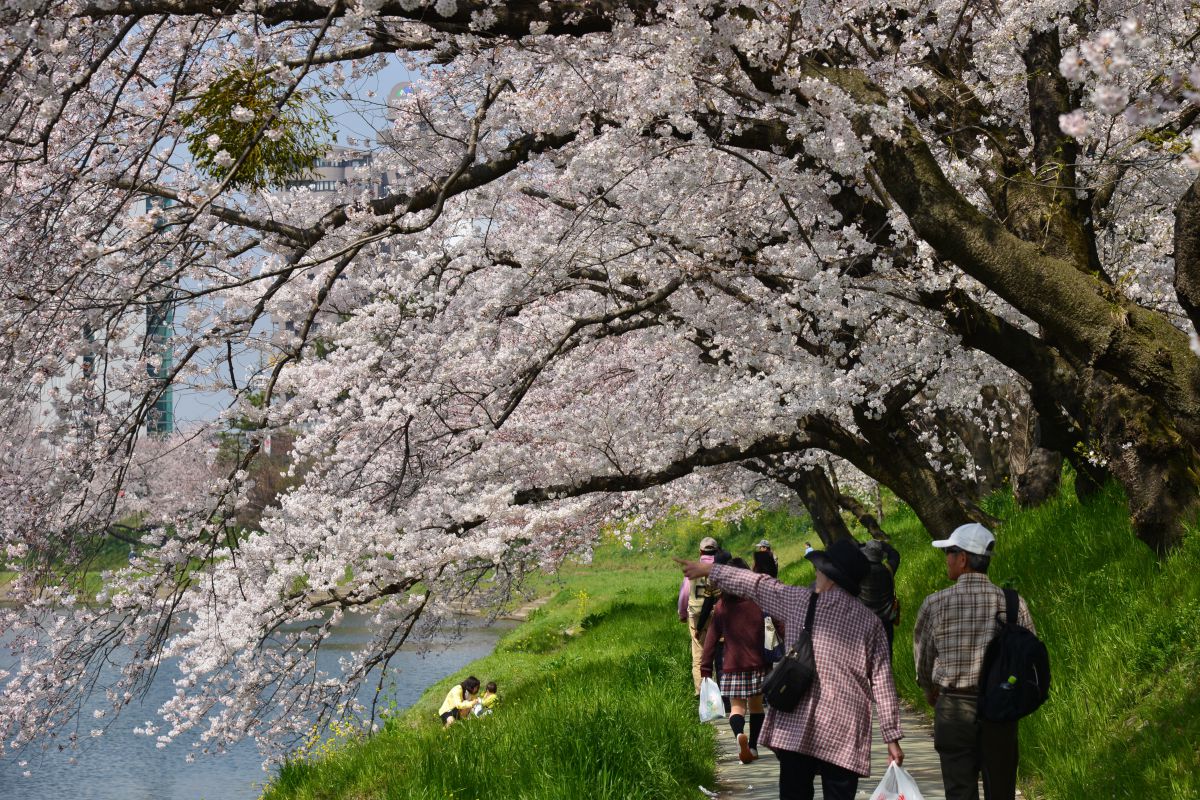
[143,197,176,436]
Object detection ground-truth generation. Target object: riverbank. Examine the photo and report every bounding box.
[260,480,1200,799]
[261,562,719,800]
[0,611,511,800]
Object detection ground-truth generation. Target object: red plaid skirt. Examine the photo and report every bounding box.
[720,669,766,697]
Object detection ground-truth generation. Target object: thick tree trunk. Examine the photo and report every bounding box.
[1173,174,1200,333]
[1083,374,1200,555]
[750,460,854,546]
[935,387,1012,497]
[1012,447,1063,507]
[1006,400,1063,507]
[804,412,995,539]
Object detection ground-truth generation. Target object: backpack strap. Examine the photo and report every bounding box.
[1002,587,1018,625]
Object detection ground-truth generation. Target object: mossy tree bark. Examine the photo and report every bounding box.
[813,42,1200,554]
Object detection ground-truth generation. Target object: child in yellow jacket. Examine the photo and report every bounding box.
[472,681,498,717]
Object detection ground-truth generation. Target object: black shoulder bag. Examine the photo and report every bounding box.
[762,591,818,712]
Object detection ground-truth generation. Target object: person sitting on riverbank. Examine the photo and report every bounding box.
[439,676,481,727]
[473,681,499,717]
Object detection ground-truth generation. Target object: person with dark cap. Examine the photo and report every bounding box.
[858,538,901,653]
[755,538,778,573]
[914,523,1035,800]
[678,536,721,694]
[677,538,903,800]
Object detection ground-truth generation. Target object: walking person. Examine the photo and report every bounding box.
[858,538,901,653]
[700,558,768,764]
[678,536,721,694]
[753,550,785,664]
[913,523,1035,800]
[678,538,903,800]
[755,539,779,573]
[752,549,778,579]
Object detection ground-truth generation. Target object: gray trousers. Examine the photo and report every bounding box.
[933,694,1019,800]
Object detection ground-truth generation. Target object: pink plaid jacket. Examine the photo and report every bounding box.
[709,564,902,777]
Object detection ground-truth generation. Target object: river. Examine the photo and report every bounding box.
[0,612,513,800]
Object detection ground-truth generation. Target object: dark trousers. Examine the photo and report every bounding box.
[775,750,859,800]
[934,694,1019,800]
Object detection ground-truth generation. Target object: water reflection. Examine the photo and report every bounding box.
[0,612,513,800]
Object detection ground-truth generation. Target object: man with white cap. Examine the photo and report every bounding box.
[678,536,721,694]
[913,523,1036,800]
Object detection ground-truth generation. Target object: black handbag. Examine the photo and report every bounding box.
[762,591,818,712]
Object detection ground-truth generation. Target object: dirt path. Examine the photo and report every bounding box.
[704,703,948,799]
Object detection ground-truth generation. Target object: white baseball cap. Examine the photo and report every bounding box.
[931,523,995,556]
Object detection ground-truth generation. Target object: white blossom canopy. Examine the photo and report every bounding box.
[0,0,1197,759]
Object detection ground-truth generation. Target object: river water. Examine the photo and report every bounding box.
[0,612,513,800]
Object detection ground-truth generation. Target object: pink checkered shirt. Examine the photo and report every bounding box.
[709,564,902,777]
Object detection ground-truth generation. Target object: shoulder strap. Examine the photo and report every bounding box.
[804,591,818,631]
[1003,587,1018,625]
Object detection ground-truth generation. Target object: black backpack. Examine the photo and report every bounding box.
[977,588,1050,722]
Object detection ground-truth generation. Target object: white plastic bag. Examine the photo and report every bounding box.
[698,677,725,722]
[764,615,780,651]
[869,762,924,800]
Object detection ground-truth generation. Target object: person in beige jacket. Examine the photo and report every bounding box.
[677,537,720,693]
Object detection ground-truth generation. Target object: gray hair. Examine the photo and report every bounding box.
[966,552,991,573]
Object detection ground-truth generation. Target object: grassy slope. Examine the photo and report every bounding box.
[261,512,814,800]
[0,536,137,598]
[264,484,1200,799]
[885,481,1200,799]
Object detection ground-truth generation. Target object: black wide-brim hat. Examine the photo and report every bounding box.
[805,538,871,597]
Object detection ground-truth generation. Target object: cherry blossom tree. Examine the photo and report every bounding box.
[0,0,1197,761]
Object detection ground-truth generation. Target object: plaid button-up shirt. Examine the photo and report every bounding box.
[913,572,1036,692]
[709,564,902,777]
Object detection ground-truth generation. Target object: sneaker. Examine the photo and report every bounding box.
[749,747,759,761]
[737,733,753,764]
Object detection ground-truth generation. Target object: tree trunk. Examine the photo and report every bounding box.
[1173,173,1200,333]
[1012,447,1062,507]
[805,412,996,539]
[837,491,888,540]
[751,460,854,546]
[935,388,1012,497]
[1083,374,1200,555]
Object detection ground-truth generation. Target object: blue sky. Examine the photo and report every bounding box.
[172,57,415,427]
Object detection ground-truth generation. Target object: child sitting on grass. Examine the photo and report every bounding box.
[473,681,499,717]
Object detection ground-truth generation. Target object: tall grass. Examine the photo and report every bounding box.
[262,576,716,800]
[886,480,1200,799]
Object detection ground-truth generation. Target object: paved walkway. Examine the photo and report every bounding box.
[703,704,946,799]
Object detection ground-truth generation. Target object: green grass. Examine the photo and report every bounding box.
[262,554,719,800]
[885,479,1200,799]
[0,535,138,600]
[264,481,1200,800]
